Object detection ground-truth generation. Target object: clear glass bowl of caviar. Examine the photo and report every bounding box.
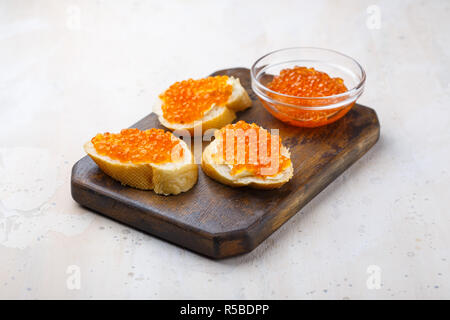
[251,47,366,127]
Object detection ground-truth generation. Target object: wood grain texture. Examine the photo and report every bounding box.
[71,68,380,259]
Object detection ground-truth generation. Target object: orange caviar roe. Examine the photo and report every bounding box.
[214,121,290,177]
[91,128,183,164]
[160,76,233,124]
[268,66,347,98]
[265,66,352,127]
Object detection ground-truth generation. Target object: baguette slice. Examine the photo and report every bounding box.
[201,125,293,189]
[155,76,252,134]
[84,135,197,195]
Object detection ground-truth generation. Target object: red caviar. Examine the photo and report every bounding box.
[160,76,233,124]
[91,128,183,164]
[268,66,347,97]
[214,121,290,177]
[265,66,352,127]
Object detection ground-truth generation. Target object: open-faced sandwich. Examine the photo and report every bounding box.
[155,75,252,134]
[84,128,197,195]
[202,121,293,189]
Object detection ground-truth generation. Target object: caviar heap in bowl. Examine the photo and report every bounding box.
[251,47,366,127]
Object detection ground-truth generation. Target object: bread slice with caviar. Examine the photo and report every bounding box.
[84,128,198,195]
[154,76,252,134]
[202,121,293,189]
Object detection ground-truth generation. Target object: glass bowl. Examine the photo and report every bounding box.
[251,47,366,127]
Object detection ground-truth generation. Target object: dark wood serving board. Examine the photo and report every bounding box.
[71,68,380,259]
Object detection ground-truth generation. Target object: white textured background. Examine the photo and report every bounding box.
[0,0,449,299]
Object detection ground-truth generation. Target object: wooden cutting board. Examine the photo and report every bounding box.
[71,67,380,259]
